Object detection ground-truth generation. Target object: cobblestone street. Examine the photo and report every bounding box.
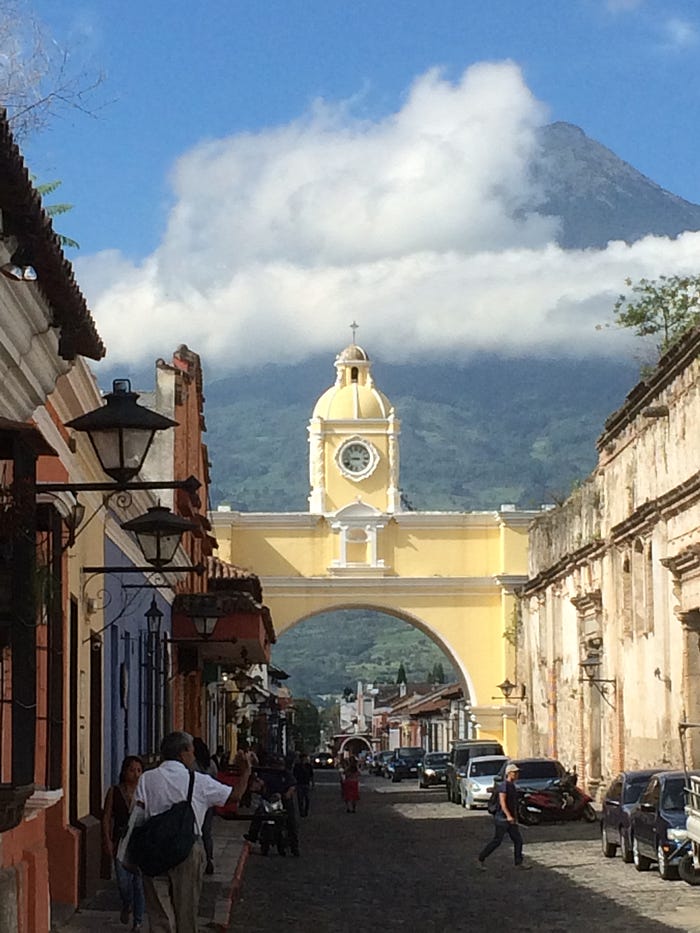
[232,772,700,933]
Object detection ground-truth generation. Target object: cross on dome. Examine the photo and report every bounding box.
[350,320,359,344]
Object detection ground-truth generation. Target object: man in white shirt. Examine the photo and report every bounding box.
[135,731,250,933]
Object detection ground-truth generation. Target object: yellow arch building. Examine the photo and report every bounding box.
[211,344,538,750]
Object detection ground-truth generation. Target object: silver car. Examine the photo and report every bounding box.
[460,755,508,809]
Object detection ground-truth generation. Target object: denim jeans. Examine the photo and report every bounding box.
[478,817,524,865]
[115,857,145,923]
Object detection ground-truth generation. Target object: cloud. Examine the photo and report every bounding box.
[663,16,698,49]
[76,61,700,373]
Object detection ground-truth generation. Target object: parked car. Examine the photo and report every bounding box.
[386,746,425,782]
[630,770,700,879]
[417,751,449,788]
[460,755,508,809]
[446,740,505,803]
[600,769,663,862]
[370,750,394,776]
[369,749,394,777]
[312,751,335,769]
[495,757,567,792]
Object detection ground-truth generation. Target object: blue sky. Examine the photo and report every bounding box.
[17,0,700,370]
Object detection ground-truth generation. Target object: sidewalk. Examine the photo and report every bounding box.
[51,816,251,932]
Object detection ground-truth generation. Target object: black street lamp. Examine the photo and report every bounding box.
[121,505,197,569]
[187,594,225,639]
[145,595,164,638]
[65,379,176,487]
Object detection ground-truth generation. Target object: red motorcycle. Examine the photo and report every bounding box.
[517,772,597,825]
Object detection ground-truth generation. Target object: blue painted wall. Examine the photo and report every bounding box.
[101,536,171,791]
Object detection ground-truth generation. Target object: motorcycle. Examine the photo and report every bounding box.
[517,772,597,825]
[258,794,289,856]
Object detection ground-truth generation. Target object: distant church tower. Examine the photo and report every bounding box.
[308,340,400,516]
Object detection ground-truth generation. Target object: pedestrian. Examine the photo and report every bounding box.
[211,744,228,770]
[293,753,315,817]
[476,762,531,870]
[102,755,145,931]
[193,737,217,875]
[341,755,360,813]
[133,731,251,933]
[244,755,300,856]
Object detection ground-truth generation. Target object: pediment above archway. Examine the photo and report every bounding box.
[330,500,385,521]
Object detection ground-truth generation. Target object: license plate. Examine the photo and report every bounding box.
[410,768,417,773]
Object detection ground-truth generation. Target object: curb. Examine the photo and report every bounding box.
[213,840,251,931]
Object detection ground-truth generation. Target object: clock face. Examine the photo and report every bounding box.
[340,441,372,474]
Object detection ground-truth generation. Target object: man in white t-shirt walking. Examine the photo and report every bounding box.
[135,731,251,933]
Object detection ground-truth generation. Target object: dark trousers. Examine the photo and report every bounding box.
[297,784,311,816]
[478,818,523,864]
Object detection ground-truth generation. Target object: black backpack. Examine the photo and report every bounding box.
[128,770,196,876]
[487,785,501,815]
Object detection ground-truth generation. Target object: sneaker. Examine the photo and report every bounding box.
[476,860,486,871]
[120,907,131,925]
[205,860,214,875]
[514,862,532,870]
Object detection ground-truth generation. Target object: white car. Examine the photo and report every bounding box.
[460,755,508,809]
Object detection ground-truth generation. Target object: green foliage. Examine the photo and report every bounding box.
[271,610,456,699]
[34,178,80,249]
[612,275,700,355]
[396,662,407,684]
[430,661,446,684]
[288,698,320,752]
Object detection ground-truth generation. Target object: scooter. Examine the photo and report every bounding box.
[517,772,597,825]
[258,794,289,856]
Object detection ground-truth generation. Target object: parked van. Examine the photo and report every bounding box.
[445,740,505,804]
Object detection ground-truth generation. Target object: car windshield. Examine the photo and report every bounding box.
[455,745,502,766]
[398,747,424,758]
[623,776,654,804]
[470,759,506,777]
[661,779,685,812]
[515,762,560,780]
[425,753,448,765]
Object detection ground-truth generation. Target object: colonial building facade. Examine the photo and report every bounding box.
[519,327,700,796]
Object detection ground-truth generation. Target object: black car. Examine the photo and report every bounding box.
[370,750,394,776]
[386,746,425,783]
[312,751,335,769]
[630,770,699,879]
[445,740,505,803]
[417,751,449,788]
[600,769,663,862]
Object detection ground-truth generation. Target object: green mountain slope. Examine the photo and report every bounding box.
[206,354,639,513]
[270,610,456,699]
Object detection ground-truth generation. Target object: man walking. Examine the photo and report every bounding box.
[293,753,315,817]
[476,762,531,870]
[134,731,251,932]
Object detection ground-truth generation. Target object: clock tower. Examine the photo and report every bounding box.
[308,342,400,516]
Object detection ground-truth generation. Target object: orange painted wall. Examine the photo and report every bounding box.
[46,802,80,907]
[2,812,52,933]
